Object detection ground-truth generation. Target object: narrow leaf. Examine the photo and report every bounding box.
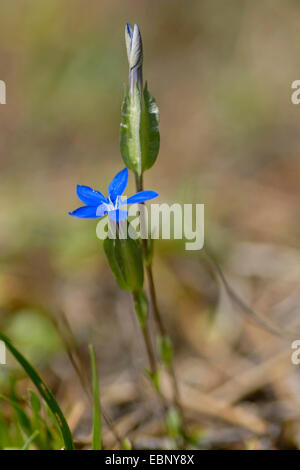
[29,389,41,414]
[89,345,102,450]
[0,331,74,450]
[122,438,132,450]
[28,389,49,449]
[22,430,40,450]
[0,394,31,434]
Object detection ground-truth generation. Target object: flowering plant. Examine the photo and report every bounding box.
[69,23,185,446]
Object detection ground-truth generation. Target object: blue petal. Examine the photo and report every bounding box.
[108,168,128,203]
[77,185,107,206]
[96,204,108,217]
[125,190,158,204]
[69,206,99,219]
[108,209,128,222]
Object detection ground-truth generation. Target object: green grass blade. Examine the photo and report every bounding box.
[0,394,32,434]
[27,389,51,449]
[89,344,102,450]
[22,430,40,450]
[28,389,41,414]
[0,332,74,450]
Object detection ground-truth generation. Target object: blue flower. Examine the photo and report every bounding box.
[69,168,158,222]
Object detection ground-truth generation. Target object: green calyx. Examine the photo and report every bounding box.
[103,235,144,292]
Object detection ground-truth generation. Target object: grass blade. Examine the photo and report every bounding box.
[22,430,40,450]
[0,331,74,450]
[89,344,102,450]
[0,394,32,434]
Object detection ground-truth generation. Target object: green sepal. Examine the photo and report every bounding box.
[104,235,144,292]
[103,237,128,290]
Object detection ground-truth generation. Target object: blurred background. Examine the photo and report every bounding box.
[1,0,300,449]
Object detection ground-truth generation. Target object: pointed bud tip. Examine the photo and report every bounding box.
[125,23,133,62]
[124,23,143,96]
[125,23,133,37]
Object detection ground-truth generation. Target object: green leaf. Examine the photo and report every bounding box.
[120,86,142,175]
[0,418,11,449]
[0,394,31,435]
[103,237,128,290]
[120,83,160,175]
[0,331,74,450]
[28,389,50,449]
[114,237,144,291]
[89,345,102,451]
[144,367,160,393]
[157,335,173,367]
[29,389,41,414]
[122,438,132,450]
[140,82,160,171]
[166,407,182,439]
[22,430,40,450]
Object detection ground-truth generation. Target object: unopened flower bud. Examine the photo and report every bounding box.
[125,23,143,96]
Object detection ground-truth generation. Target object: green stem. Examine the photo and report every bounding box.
[132,290,156,375]
[135,173,186,425]
[141,321,156,376]
[145,265,184,416]
[132,291,168,411]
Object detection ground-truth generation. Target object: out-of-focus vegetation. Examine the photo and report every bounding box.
[1,0,300,449]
